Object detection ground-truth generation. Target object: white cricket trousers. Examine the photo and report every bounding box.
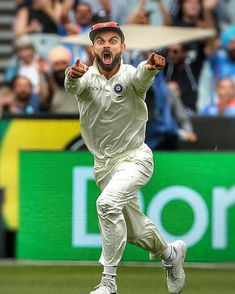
[94,143,167,266]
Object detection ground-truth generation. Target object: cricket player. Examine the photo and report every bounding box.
[64,22,187,294]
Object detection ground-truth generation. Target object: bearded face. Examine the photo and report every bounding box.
[94,49,122,72]
[92,31,125,73]
[13,77,32,101]
[53,70,65,87]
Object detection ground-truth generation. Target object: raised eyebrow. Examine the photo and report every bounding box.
[109,36,119,41]
[96,37,104,42]
[95,36,119,42]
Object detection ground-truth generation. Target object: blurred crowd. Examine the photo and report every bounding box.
[1,0,235,149]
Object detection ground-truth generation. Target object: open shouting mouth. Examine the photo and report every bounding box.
[102,50,113,65]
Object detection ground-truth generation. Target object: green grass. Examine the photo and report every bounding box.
[0,264,234,294]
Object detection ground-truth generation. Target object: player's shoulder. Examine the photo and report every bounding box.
[121,63,138,74]
[123,63,136,69]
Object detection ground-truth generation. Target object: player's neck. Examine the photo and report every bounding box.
[97,62,121,80]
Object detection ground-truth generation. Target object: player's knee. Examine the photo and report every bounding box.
[127,222,157,244]
[96,195,119,217]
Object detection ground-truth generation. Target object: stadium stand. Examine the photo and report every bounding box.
[0,0,16,83]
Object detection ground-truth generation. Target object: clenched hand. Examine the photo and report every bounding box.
[146,52,166,71]
[69,59,89,78]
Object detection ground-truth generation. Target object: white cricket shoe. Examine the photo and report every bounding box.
[89,278,117,294]
[162,240,187,294]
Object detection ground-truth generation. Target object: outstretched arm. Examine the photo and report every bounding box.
[132,52,166,96]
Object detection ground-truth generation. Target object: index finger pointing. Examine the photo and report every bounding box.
[147,52,155,63]
[75,59,80,67]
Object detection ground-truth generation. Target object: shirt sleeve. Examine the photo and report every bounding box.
[64,66,87,99]
[131,61,160,98]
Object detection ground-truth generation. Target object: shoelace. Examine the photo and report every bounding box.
[164,265,177,281]
[93,283,102,290]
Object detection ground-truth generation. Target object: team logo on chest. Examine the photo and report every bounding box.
[113,83,123,95]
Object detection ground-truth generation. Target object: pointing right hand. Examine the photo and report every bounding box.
[69,59,89,78]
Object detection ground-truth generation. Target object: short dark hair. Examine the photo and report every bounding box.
[11,75,32,89]
[74,1,92,12]
[216,77,234,87]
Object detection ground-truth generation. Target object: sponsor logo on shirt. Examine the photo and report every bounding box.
[88,86,102,91]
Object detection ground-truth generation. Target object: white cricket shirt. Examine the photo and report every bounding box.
[65,60,158,160]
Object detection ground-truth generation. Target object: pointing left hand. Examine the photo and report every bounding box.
[146,52,166,70]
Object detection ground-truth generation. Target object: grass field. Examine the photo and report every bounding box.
[0,264,234,294]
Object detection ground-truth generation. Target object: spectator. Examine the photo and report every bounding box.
[158,0,218,65]
[45,46,79,114]
[164,42,204,112]
[14,0,63,37]
[145,71,198,150]
[62,2,94,64]
[0,84,14,116]
[6,76,44,114]
[214,0,235,31]
[82,0,111,22]
[167,81,198,143]
[202,77,235,115]
[156,0,218,113]
[5,35,41,93]
[206,26,235,82]
[63,2,93,35]
[160,0,217,29]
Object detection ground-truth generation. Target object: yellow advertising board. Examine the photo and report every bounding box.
[0,117,81,229]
